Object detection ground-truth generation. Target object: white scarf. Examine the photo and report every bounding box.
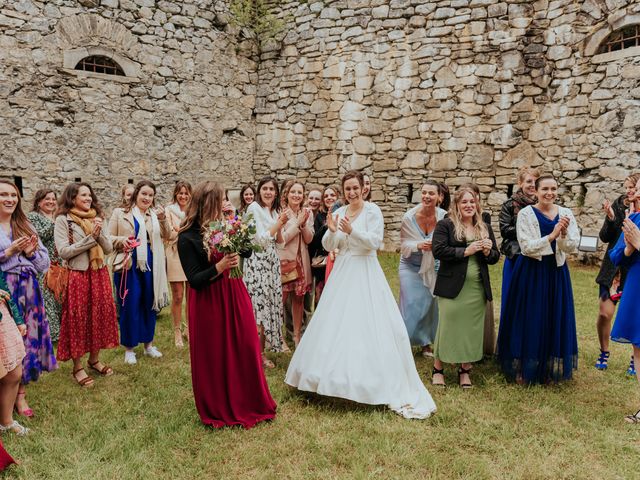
[132,206,169,312]
[400,205,446,294]
[166,203,185,220]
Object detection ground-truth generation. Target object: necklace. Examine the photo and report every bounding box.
[346,205,363,220]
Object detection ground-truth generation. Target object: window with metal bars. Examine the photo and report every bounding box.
[598,25,640,54]
[74,55,125,76]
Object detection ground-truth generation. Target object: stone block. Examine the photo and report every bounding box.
[353,136,375,154]
[431,152,458,171]
[400,151,427,168]
[460,144,493,169]
[499,141,543,168]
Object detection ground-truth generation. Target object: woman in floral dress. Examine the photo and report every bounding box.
[27,189,62,342]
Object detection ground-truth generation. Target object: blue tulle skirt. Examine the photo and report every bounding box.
[497,253,578,384]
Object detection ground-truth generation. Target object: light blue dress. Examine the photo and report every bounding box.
[398,206,445,347]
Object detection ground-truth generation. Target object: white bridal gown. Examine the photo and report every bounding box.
[285,202,436,419]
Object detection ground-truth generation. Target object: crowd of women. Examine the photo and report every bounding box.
[0,164,639,467]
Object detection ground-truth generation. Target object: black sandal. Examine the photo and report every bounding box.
[431,366,445,387]
[624,409,640,424]
[458,366,473,389]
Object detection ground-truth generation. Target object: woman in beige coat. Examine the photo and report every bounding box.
[55,183,119,387]
[108,180,170,365]
[165,180,192,348]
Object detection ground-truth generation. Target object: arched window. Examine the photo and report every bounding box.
[598,25,640,54]
[74,55,125,76]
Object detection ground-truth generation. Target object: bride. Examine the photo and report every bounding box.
[285,171,436,419]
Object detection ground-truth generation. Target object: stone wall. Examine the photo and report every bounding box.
[0,0,257,208]
[255,0,640,248]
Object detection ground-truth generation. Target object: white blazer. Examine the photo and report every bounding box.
[516,205,579,266]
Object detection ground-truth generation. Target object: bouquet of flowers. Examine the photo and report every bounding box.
[203,213,262,279]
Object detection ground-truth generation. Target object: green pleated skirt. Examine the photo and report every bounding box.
[434,255,486,364]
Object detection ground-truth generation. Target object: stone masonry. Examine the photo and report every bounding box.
[2,0,640,249]
[0,0,257,209]
[255,0,640,247]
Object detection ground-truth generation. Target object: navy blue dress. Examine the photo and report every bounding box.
[610,213,640,346]
[497,207,578,384]
[113,218,156,348]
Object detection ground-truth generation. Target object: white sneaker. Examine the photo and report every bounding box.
[144,346,163,359]
[124,351,137,365]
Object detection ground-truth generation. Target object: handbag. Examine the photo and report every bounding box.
[44,220,73,303]
[280,233,303,284]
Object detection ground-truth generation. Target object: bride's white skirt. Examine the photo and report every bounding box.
[285,253,437,419]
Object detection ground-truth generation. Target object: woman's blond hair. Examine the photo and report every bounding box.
[449,187,488,242]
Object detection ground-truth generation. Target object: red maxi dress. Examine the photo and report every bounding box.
[177,222,276,428]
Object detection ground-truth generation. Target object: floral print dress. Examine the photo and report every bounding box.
[27,212,62,342]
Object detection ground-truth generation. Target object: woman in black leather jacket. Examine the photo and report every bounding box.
[593,173,640,373]
[498,166,540,315]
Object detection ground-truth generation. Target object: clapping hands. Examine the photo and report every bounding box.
[92,218,103,239]
[7,235,38,258]
[326,212,352,234]
[622,218,640,251]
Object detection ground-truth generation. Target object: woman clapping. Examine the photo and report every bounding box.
[55,183,119,386]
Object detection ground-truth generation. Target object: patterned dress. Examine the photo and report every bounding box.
[27,212,62,342]
[244,202,284,352]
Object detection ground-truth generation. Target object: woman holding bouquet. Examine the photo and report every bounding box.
[177,181,276,429]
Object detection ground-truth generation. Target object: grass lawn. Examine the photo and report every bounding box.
[3,254,640,479]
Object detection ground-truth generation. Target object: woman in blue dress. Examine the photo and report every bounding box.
[609,180,640,423]
[108,181,170,365]
[399,180,446,357]
[497,174,580,384]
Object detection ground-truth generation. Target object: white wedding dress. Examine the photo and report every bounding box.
[285,202,436,419]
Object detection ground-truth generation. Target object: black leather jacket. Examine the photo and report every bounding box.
[498,198,521,259]
[595,195,629,288]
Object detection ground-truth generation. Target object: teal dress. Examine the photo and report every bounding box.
[434,242,486,364]
[27,212,62,342]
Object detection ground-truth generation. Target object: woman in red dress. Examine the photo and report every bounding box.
[177,181,276,429]
[54,183,119,386]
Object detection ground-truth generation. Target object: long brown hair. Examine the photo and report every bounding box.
[56,183,104,218]
[126,180,157,212]
[31,189,56,213]
[180,181,225,233]
[172,180,193,203]
[255,177,280,212]
[120,184,134,208]
[239,184,256,212]
[320,185,341,213]
[449,187,488,242]
[0,180,36,239]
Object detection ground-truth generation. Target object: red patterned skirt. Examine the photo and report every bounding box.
[57,267,119,361]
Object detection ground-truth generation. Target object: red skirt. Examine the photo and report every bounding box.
[188,269,276,428]
[0,440,15,471]
[57,267,119,361]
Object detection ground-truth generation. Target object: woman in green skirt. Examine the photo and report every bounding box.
[431,186,500,388]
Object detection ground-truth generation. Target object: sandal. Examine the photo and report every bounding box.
[262,354,275,369]
[88,360,114,377]
[72,368,95,388]
[626,355,636,377]
[431,366,445,387]
[595,350,610,370]
[14,392,33,418]
[0,420,29,436]
[624,409,640,424]
[422,345,434,358]
[458,366,473,389]
[174,328,184,348]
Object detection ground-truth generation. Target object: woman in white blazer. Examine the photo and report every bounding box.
[497,174,580,385]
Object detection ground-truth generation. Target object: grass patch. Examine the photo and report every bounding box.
[3,254,640,479]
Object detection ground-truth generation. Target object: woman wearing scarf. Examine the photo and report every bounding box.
[498,166,541,313]
[165,180,192,348]
[399,180,446,358]
[108,180,170,365]
[54,183,119,386]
